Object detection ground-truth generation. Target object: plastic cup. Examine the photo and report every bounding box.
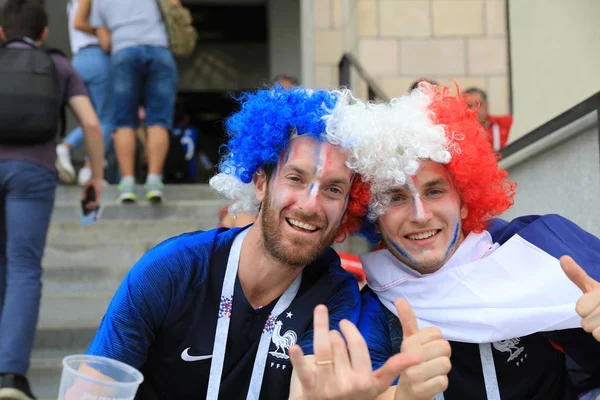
[58,355,144,400]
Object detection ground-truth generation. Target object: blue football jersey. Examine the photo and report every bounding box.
[88,227,360,399]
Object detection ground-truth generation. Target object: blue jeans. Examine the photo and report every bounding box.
[0,161,56,375]
[111,46,178,130]
[64,46,113,152]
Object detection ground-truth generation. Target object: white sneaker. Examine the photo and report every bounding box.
[55,144,75,183]
[144,179,164,204]
[77,167,92,186]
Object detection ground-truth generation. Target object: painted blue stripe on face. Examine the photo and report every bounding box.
[444,222,460,258]
[390,239,419,266]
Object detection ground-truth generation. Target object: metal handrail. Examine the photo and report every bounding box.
[338,53,389,102]
[500,91,600,160]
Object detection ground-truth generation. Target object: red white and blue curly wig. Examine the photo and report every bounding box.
[325,83,515,238]
[209,86,371,241]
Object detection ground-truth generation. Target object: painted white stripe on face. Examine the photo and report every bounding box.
[307,142,329,201]
[406,176,425,220]
[309,182,320,197]
[315,142,327,177]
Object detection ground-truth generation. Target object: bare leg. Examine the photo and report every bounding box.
[113,128,136,177]
[146,126,169,175]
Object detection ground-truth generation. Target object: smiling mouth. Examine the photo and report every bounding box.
[405,229,441,240]
[286,218,319,232]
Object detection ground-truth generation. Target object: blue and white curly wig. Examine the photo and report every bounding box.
[210,86,342,215]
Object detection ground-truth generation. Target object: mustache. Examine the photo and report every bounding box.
[286,211,324,226]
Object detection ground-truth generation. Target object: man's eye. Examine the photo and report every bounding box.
[288,176,301,182]
[427,189,444,197]
[328,187,342,195]
[390,195,407,203]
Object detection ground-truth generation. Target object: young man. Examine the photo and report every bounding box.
[0,1,104,399]
[463,87,513,152]
[83,87,374,399]
[89,0,178,203]
[326,84,600,399]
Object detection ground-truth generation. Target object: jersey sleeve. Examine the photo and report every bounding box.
[86,230,216,368]
[358,290,396,370]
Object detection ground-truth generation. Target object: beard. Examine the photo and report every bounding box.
[259,190,339,268]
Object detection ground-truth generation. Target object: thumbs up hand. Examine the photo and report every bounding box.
[560,255,600,341]
[394,299,452,400]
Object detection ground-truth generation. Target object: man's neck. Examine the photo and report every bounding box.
[7,37,43,46]
[237,224,303,309]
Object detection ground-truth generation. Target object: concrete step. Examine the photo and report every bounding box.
[54,183,222,203]
[43,266,127,294]
[37,292,112,332]
[30,293,112,397]
[34,323,98,355]
[50,199,228,222]
[46,220,210,246]
[28,357,63,400]
[44,241,153,269]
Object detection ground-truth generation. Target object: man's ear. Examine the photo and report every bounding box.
[340,211,349,225]
[254,168,268,203]
[39,27,49,44]
[0,27,7,42]
[460,204,468,220]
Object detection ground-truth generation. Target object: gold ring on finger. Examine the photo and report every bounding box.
[315,360,334,366]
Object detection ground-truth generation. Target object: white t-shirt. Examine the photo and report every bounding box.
[67,0,99,55]
[89,0,169,55]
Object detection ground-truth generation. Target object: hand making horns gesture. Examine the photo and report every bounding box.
[288,301,423,400]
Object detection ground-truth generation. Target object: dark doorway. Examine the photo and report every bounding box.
[175,3,269,183]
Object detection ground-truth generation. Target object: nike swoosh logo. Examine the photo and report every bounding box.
[181,347,213,362]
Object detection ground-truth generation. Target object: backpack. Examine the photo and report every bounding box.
[156,0,198,57]
[0,40,64,145]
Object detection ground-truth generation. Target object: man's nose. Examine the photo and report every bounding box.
[297,183,320,213]
[408,195,432,223]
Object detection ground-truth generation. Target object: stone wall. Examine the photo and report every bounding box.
[310,0,510,115]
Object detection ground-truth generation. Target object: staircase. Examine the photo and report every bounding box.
[28,184,228,399]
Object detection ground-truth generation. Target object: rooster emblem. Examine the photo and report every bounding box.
[269,320,297,360]
[492,337,525,362]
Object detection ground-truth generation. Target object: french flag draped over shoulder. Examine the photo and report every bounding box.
[360,214,600,343]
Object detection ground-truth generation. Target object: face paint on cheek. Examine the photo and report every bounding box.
[389,238,420,266]
[440,177,463,258]
[443,222,461,257]
[271,187,295,212]
[268,164,290,211]
[406,177,425,220]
